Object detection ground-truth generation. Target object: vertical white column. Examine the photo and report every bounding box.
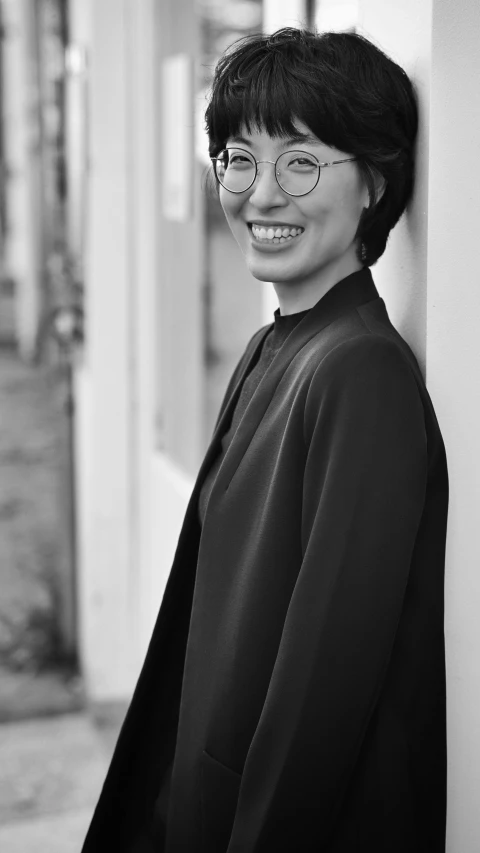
[73,0,137,702]
[357,1,431,370]
[123,0,159,663]
[358,1,480,850]
[314,0,359,31]
[263,0,308,34]
[428,2,480,850]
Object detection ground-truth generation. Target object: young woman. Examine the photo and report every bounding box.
[82,28,449,853]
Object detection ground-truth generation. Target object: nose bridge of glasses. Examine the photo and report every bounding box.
[256,159,283,181]
[250,158,283,194]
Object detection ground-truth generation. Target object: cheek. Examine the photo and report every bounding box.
[341,173,368,220]
[219,188,241,221]
[219,189,230,220]
[220,196,246,241]
[322,181,365,232]
[300,196,340,236]
[302,179,356,230]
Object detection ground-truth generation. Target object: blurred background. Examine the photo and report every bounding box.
[0,0,478,850]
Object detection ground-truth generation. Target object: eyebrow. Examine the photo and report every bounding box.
[228,133,321,148]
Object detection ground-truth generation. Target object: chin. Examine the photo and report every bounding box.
[246,260,304,284]
[246,265,276,282]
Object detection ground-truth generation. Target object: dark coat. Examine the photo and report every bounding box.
[82,268,449,853]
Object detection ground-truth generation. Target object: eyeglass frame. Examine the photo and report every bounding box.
[211,146,358,197]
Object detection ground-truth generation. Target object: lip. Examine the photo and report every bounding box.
[247,223,304,252]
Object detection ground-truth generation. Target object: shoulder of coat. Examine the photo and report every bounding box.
[307,331,419,397]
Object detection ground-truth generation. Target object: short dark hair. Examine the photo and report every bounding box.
[205,27,418,267]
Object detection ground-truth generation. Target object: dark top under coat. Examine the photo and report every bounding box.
[81,267,449,853]
[198,303,311,526]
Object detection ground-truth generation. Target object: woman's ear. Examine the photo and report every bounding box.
[363,169,386,211]
[369,172,386,208]
[374,173,386,205]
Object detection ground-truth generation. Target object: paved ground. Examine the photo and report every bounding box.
[0,348,83,720]
[0,711,121,852]
[0,349,66,673]
[0,349,104,849]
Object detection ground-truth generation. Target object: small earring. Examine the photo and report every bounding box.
[361,242,367,263]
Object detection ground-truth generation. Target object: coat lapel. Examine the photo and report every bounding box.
[197,268,381,497]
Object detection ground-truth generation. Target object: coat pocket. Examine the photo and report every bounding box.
[200,749,242,853]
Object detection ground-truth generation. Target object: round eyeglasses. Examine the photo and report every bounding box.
[211,147,357,197]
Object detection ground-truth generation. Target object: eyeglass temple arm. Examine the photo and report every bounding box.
[210,155,358,166]
[320,158,357,166]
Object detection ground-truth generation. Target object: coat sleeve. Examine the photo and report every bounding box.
[226,335,428,853]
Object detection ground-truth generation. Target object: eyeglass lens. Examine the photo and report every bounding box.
[215,148,320,195]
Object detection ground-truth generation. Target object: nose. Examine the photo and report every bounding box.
[248,161,288,210]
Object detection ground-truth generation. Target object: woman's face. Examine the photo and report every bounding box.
[219,119,370,312]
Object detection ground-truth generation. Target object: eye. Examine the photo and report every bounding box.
[286,155,317,170]
[228,152,254,168]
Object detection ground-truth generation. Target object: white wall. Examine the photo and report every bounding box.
[428,2,480,849]
[263,0,307,34]
[358,0,432,371]
[314,0,358,32]
[124,0,156,665]
[71,0,137,700]
[359,1,480,849]
[124,0,194,664]
[72,0,197,699]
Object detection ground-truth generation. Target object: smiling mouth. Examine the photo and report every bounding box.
[249,224,305,244]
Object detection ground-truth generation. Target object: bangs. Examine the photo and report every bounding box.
[205,35,355,156]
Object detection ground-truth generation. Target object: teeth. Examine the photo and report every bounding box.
[251,224,303,242]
